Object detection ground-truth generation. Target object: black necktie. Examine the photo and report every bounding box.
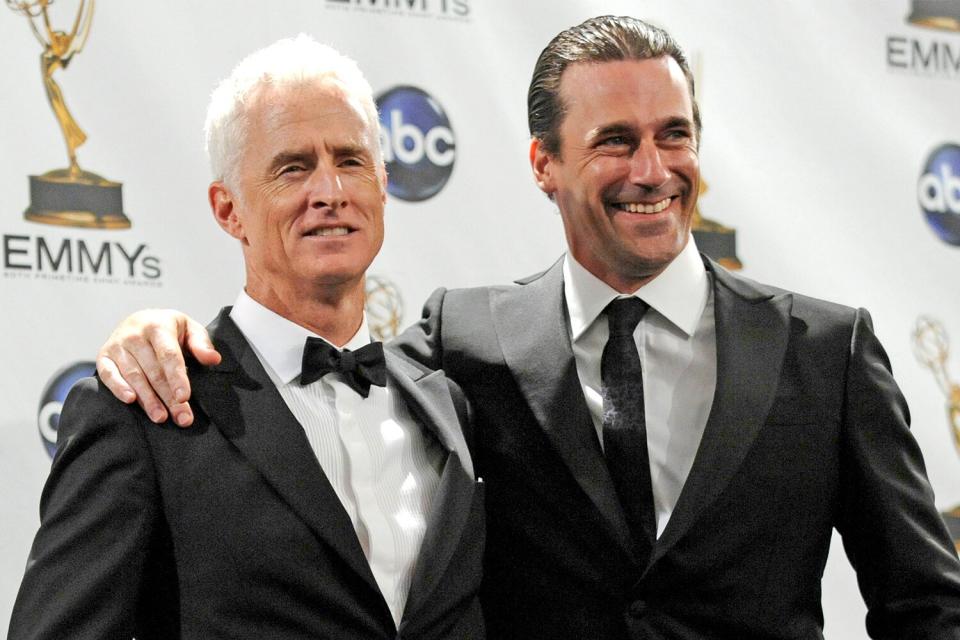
[601,297,657,565]
[300,337,387,398]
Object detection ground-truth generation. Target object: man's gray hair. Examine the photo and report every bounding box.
[204,34,381,188]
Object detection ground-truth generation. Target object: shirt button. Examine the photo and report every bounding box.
[628,599,647,618]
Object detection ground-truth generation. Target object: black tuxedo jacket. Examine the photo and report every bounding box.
[9,309,485,640]
[393,255,960,640]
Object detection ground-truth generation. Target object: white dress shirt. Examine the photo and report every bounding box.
[563,238,717,538]
[230,292,444,625]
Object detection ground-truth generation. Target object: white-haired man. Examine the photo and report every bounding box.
[8,36,484,640]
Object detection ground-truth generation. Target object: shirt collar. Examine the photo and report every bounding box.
[229,290,372,384]
[563,236,709,342]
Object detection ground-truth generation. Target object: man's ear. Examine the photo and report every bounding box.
[530,137,558,196]
[209,181,244,241]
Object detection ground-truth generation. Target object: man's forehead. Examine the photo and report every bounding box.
[246,81,375,145]
[252,80,363,119]
[559,56,683,94]
[557,57,693,124]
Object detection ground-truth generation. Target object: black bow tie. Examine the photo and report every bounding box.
[300,337,387,398]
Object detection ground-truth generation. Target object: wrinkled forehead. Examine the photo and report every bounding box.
[557,57,694,130]
[231,81,381,171]
[247,77,375,130]
[559,56,690,100]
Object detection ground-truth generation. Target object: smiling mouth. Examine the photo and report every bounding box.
[305,226,352,237]
[612,197,673,214]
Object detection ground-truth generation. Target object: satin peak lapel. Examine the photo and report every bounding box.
[491,258,632,553]
[190,309,381,596]
[654,262,793,561]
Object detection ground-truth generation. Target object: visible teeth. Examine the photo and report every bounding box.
[310,227,349,236]
[616,198,672,214]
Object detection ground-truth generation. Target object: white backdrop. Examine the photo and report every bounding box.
[2,1,959,636]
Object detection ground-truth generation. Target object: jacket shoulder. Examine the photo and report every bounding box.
[708,257,860,328]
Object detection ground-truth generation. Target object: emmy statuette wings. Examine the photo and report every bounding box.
[913,316,960,550]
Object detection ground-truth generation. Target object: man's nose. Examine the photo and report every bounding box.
[308,167,348,211]
[628,143,671,189]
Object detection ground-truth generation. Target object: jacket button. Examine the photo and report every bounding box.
[629,600,647,617]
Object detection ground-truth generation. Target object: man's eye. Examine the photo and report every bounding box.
[280,164,305,175]
[664,129,691,141]
[600,136,629,147]
[340,158,364,167]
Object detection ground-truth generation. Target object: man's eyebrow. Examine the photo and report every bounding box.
[333,142,373,158]
[588,122,635,141]
[662,116,694,131]
[267,151,313,172]
[587,116,695,141]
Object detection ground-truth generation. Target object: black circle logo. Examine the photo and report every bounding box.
[37,361,96,458]
[376,86,456,202]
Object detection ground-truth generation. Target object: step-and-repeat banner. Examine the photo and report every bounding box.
[2,1,959,636]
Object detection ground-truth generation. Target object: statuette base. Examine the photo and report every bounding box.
[25,169,129,229]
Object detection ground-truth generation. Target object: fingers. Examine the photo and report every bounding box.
[96,353,136,404]
[144,326,194,427]
[107,339,171,424]
[147,317,218,428]
[97,330,168,422]
[96,309,202,427]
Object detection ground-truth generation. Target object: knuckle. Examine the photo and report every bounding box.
[124,334,149,351]
[121,367,145,383]
[157,346,181,361]
[141,363,163,381]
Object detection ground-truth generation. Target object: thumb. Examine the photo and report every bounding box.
[183,317,221,366]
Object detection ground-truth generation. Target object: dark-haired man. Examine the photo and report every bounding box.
[95,16,960,639]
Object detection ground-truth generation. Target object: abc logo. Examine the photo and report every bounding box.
[376,86,455,202]
[37,361,95,458]
[918,143,960,246]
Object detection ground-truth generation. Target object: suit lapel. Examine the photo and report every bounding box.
[491,258,633,554]
[190,309,381,595]
[386,352,474,478]
[387,353,478,623]
[653,261,793,561]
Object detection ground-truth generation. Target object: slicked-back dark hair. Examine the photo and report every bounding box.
[528,15,701,156]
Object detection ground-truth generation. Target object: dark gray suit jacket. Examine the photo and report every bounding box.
[9,308,485,640]
[393,255,960,640]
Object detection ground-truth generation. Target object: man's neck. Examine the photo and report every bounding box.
[244,279,366,348]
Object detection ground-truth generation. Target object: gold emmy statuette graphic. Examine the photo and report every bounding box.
[908,0,960,31]
[7,0,130,228]
[689,55,740,270]
[912,316,960,549]
[692,177,742,270]
[365,275,404,341]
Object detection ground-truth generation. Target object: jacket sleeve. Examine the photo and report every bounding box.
[836,308,960,639]
[7,377,167,640]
